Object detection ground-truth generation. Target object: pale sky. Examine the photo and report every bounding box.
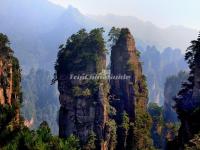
[48,0,200,29]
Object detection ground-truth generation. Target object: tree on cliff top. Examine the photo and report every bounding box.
[175,33,200,114]
[0,33,13,56]
[108,27,121,47]
[53,28,106,84]
[172,33,200,150]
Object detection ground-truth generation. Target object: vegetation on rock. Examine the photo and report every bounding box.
[109,28,154,150]
[169,33,200,149]
[54,28,116,149]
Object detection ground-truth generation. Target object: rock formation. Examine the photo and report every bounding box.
[0,33,22,143]
[55,29,114,150]
[0,33,21,108]
[148,102,163,149]
[110,28,153,150]
[162,72,188,148]
[110,28,142,120]
[163,71,188,123]
[55,28,154,149]
[0,53,13,105]
[168,33,200,150]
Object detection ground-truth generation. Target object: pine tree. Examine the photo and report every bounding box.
[172,33,200,150]
[175,33,200,115]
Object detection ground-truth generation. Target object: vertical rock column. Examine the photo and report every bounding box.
[0,33,22,126]
[0,57,13,105]
[110,28,143,121]
[56,29,110,150]
[110,28,151,149]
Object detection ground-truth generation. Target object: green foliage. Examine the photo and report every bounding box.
[53,28,106,83]
[0,34,23,147]
[136,50,141,58]
[185,33,200,71]
[108,105,117,117]
[0,33,13,55]
[148,102,163,122]
[12,56,23,104]
[120,112,130,130]
[164,122,180,134]
[109,28,155,150]
[1,122,80,150]
[126,60,135,72]
[0,34,80,149]
[185,132,200,150]
[106,120,117,149]
[164,71,188,123]
[133,76,155,150]
[0,33,22,105]
[148,103,163,149]
[108,27,121,46]
[171,33,200,149]
[134,106,155,150]
[83,131,96,150]
[0,104,20,147]
[72,86,91,97]
[53,28,110,149]
[0,33,10,45]
[175,33,200,114]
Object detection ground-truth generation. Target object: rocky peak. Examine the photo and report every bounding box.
[55,28,153,149]
[115,29,136,50]
[111,28,144,120]
[110,28,153,149]
[170,33,200,150]
[111,28,142,84]
[56,29,113,149]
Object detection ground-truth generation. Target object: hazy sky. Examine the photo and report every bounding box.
[48,0,200,30]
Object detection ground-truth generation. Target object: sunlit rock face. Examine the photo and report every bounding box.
[110,28,150,149]
[0,58,13,105]
[110,28,143,121]
[0,33,22,125]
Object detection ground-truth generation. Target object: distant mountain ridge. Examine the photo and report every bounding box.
[90,14,198,52]
[0,0,95,72]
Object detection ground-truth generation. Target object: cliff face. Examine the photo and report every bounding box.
[56,29,113,149]
[0,34,21,108]
[192,59,200,100]
[110,29,143,121]
[110,28,153,150]
[58,77,109,147]
[0,33,22,144]
[0,57,13,105]
[56,28,153,149]
[163,72,188,123]
[176,68,200,149]
[148,103,163,149]
[162,72,188,147]
[168,34,200,150]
